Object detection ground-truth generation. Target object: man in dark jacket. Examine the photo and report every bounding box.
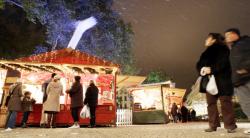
[225,28,250,135]
[67,76,83,129]
[84,80,99,128]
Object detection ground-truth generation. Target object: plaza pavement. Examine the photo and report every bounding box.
[0,122,250,138]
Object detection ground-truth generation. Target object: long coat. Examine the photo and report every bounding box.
[43,81,63,112]
[8,83,23,111]
[196,44,234,96]
[68,82,83,108]
[84,84,99,106]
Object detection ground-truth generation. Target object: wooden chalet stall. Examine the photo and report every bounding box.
[0,48,119,127]
[130,82,186,124]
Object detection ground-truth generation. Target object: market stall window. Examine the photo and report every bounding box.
[20,71,115,105]
[132,88,163,111]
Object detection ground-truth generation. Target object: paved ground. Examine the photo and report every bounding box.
[0,122,250,138]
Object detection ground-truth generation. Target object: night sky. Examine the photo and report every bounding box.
[114,0,250,89]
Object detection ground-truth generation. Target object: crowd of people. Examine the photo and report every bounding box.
[4,73,99,131]
[170,103,196,123]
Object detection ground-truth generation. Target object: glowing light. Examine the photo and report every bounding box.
[27,75,36,82]
[23,84,43,103]
[133,89,162,110]
[67,17,97,49]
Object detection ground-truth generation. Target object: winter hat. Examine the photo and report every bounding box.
[54,75,61,80]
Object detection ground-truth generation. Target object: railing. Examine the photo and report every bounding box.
[116,109,133,126]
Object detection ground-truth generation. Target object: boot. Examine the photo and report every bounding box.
[21,123,27,128]
[204,127,217,132]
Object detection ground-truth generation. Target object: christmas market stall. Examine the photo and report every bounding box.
[0,48,119,127]
[130,81,186,124]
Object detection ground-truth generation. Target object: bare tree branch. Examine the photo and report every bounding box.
[5,0,23,8]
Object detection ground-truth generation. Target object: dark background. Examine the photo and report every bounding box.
[114,0,250,89]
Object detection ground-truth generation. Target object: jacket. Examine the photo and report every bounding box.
[7,83,23,111]
[68,82,83,108]
[43,81,63,112]
[230,36,250,86]
[196,44,234,96]
[84,84,99,106]
[22,97,36,112]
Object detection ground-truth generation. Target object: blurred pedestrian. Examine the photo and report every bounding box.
[180,105,188,123]
[84,80,99,128]
[190,109,196,121]
[21,91,36,128]
[40,73,56,128]
[4,79,23,132]
[43,75,64,128]
[67,76,83,129]
[196,33,237,133]
[225,28,250,135]
[170,103,178,123]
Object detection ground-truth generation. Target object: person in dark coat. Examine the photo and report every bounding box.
[177,107,182,122]
[5,80,23,131]
[21,91,36,128]
[196,33,237,133]
[190,109,196,121]
[180,105,188,123]
[170,103,178,123]
[67,76,83,128]
[225,28,250,135]
[84,80,99,128]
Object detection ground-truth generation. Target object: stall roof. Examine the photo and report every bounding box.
[16,48,119,67]
[139,81,173,87]
[0,48,119,74]
[117,75,146,89]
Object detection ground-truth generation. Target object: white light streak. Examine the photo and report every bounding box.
[67,16,97,49]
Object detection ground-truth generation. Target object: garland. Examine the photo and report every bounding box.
[67,66,85,74]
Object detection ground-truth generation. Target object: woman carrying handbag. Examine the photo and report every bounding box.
[196,33,237,133]
[4,79,23,132]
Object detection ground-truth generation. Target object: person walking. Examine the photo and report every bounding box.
[190,109,196,121]
[43,75,63,128]
[67,76,83,129]
[177,107,182,122]
[196,33,237,133]
[225,28,250,135]
[21,91,36,128]
[171,103,178,123]
[4,79,23,131]
[40,73,56,127]
[180,104,188,123]
[84,80,99,128]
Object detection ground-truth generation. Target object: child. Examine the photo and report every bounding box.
[21,91,36,128]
